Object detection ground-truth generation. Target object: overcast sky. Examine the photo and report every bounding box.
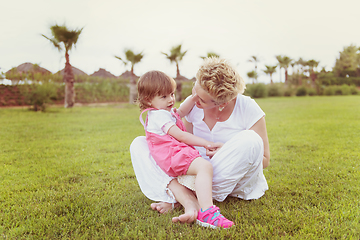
[1,0,359,84]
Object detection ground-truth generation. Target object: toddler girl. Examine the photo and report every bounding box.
[136,70,234,229]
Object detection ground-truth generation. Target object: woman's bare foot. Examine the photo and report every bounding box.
[151,202,180,214]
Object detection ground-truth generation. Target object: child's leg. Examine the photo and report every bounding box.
[187,157,234,229]
[186,157,213,210]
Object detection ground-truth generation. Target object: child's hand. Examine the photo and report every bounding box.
[205,142,223,159]
[207,142,224,149]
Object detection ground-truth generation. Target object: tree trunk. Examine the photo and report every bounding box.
[285,68,288,85]
[175,62,182,101]
[64,51,75,108]
[279,68,282,83]
[310,69,316,88]
[270,73,273,84]
[176,62,180,78]
[175,79,182,102]
[129,66,137,104]
[255,65,258,82]
[129,75,137,104]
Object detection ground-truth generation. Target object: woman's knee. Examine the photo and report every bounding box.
[130,136,147,152]
[235,130,263,150]
[215,130,263,165]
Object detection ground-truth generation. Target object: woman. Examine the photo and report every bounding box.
[130,57,270,223]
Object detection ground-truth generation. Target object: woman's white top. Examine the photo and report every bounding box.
[184,94,265,160]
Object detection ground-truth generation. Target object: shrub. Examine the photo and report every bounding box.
[318,73,360,86]
[308,88,317,96]
[245,83,268,98]
[75,81,129,103]
[296,86,307,96]
[267,84,282,97]
[20,83,57,111]
[324,86,335,96]
[334,86,342,95]
[283,87,293,97]
[340,84,351,95]
[350,85,359,95]
[181,81,194,100]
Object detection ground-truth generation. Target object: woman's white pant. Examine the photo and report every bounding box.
[130,130,268,203]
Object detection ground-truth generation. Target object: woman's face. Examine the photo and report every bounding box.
[192,82,217,110]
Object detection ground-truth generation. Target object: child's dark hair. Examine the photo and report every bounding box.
[137,70,177,110]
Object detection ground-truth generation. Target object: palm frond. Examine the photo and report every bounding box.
[49,24,83,51]
[42,34,62,51]
[115,56,128,66]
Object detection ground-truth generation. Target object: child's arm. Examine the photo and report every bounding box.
[168,124,222,149]
[176,90,197,118]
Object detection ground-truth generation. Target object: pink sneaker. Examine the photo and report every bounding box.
[196,205,234,229]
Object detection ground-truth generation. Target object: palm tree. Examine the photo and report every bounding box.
[307,59,320,87]
[263,65,277,84]
[42,24,83,108]
[296,58,306,85]
[115,49,144,104]
[200,52,220,59]
[247,71,258,84]
[162,44,187,78]
[248,56,260,82]
[162,44,187,101]
[276,55,292,84]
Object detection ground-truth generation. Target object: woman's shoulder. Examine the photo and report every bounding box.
[236,93,252,102]
[186,105,203,123]
[235,94,260,109]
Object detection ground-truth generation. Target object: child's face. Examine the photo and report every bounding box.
[149,91,175,111]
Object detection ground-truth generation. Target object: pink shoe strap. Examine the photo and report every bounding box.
[198,206,233,228]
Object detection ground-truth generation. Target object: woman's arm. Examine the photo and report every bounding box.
[176,96,196,119]
[250,116,270,168]
[183,118,193,134]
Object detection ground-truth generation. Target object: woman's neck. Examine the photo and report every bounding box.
[204,98,236,123]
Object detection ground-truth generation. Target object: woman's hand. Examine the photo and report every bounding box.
[205,142,223,159]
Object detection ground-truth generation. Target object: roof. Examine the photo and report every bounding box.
[119,70,139,79]
[6,62,52,74]
[90,68,117,78]
[57,66,88,76]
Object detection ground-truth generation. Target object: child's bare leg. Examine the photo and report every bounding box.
[168,179,200,223]
[186,157,213,210]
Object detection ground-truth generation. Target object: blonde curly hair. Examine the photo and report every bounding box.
[196,57,245,105]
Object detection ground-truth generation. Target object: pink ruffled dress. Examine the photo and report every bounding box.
[140,108,201,177]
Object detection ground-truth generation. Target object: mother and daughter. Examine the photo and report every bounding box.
[130,57,270,229]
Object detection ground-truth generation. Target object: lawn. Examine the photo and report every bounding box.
[0,96,359,239]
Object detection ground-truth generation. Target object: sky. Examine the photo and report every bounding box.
[1,0,360,84]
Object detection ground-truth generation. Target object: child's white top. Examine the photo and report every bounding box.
[183,94,265,160]
[146,109,177,135]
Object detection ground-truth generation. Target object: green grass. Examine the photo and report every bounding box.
[0,96,359,239]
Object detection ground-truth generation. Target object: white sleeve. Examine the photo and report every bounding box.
[147,110,176,134]
[241,96,265,129]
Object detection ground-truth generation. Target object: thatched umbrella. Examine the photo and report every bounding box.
[57,66,88,76]
[90,68,117,78]
[6,62,52,75]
